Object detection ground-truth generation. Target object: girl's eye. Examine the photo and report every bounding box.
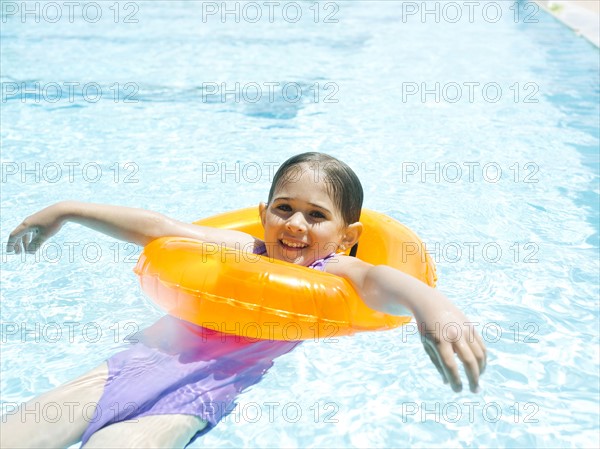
[310,211,326,219]
[276,204,292,212]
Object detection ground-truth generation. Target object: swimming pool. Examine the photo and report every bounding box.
[1,0,598,447]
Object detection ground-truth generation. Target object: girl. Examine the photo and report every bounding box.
[2,152,486,448]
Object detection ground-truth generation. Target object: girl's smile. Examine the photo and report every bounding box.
[259,167,352,266]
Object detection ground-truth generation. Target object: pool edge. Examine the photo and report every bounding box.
[535,0,600,47]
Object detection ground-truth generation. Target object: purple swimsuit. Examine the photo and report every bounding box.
[80,247,335,446]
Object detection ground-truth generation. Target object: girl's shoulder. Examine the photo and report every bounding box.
[323,253,373,275]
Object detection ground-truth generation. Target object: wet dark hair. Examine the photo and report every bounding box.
[268,152,363,225]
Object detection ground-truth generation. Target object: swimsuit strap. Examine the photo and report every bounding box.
[253,241,267,255]
[307,253,336,271]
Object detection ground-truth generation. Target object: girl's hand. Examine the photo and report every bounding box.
[413,292,487,393]
[328,259,487,393]
[6,202,68,255]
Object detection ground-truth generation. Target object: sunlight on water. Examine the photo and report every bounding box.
[1,1,598,448]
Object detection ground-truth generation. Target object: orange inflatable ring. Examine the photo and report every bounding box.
[134,207,437,341]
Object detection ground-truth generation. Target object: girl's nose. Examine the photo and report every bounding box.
[286,212,307,233]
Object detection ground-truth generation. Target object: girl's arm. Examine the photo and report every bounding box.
[6,201,257,254]
[327,256,487,394]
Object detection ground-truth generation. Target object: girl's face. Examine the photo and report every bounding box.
[259,166,360,266]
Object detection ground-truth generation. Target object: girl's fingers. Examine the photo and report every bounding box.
[418,307,488,393]
[422,322,487,393]
[6,231,22,254]
[12,236,23,255]
[469,335,487,376]
[424,343,447,384]
[463,325,487,375]
[453,341,481,393]
[7,223,30,254]
[7,226,43,255]
[437,341,462,392]
[424,337,462,391]
[22,233,31,253]
[26,230,42,254]
[473,332,487,375]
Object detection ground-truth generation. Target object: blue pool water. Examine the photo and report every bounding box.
[1,1,598,447]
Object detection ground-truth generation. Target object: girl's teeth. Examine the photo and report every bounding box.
[282,239,307,248]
